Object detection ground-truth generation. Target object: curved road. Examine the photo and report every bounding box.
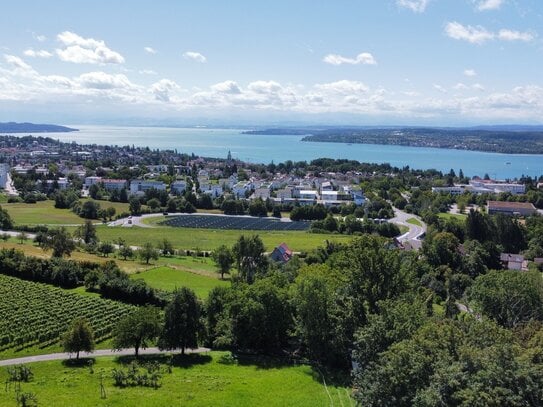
[0,347,210,367]
[390,208,427,249]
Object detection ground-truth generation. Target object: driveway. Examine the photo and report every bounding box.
[390,208,426,249]
[0,347,210,366]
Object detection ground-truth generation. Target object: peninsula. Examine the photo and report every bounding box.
[243,126,543,154]
[0,122,78,133]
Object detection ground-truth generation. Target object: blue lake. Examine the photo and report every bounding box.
[17,125,543,179]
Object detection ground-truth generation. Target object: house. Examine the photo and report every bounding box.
[320,181,333,192]
[487,201,537,217]
[39,178,69,190]
[276,187,293,201]
[252,188,271,200]
[130,180,166,195]
[201,184,223,198]
[84,176,102,188]
[232,181,252,198]
[298,190,318,200]
[500,253,528,271]
[270,243,293,263]
[101,179,128,191]
[171,180,187,195]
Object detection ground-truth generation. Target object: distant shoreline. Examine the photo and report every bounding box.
[244,127,543,155]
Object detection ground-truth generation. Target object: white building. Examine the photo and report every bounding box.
[0,164,9,189]
[84,176,102,188]
[171,180,188,195]
[469,179,525,194]
[201,184,223,198]
[130,180,167,195]
[432,186,466,195]
[252,188,271,200]
[102,179,128,191]
[233,181,252,198]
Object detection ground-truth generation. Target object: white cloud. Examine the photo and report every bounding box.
[323,52,376,66]
[472,83,485,91]
[475,0,503,11]
[144,47,157,54]
[77,72,133,89]
[498,29,534,42]
[445,22,534,44]
[464,69,477,77]
[56,31,125,64]
[247,80,282,94]
[139,69,157,75]
[453,83,469,90]
[396,0,430,13]
[4,55,32,70]
[315,80,369,94]
[211,80,241,94]
[183,51,207,63]
[23,49,53,58]
[151,79,180,102]
[445,22,494,44]
[433,84,447,93]
[34,34,47,42]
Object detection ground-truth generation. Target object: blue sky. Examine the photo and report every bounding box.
[0,0,542,125]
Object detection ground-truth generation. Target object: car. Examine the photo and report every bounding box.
[163,212,169,215]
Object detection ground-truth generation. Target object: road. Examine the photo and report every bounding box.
[390,208,427,249]
[0,346,210,367]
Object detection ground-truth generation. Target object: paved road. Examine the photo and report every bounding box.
[390,208,426,249]
[0,347,210,366]
[108,213,163,228]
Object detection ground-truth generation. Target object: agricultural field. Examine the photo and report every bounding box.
[162,214,310,231]
[0,352,352,407]
[79,225,353,253]
[130,266,229,298]
[0,274,135,355]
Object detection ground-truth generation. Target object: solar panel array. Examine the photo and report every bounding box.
[162,215,310,231]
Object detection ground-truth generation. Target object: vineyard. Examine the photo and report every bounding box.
[161,214,310,231]
[0,274,136,352]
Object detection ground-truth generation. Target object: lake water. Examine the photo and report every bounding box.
[15,125,543,179]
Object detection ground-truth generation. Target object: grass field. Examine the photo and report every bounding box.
[2,199,132,226]
[131,266,229,298]
[2,200,85,225]
[438,212,467,221]
[0,352,352,407]
[78,225,352,253]
[406,217,422,227]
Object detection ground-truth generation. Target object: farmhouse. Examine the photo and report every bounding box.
[487,201,537,217]
[270,243,293,264]
[500,253,528,271]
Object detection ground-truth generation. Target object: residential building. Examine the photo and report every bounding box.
[101,179,128,191]
[470,178,525,194]
[130,180,166,194]
[500,253,528,271]
[84,176,102,188]
[171,180,188,195]
[252,188,271,200]
[0,163,9,189]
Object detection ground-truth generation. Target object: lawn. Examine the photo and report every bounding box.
[2,199,132,226]
[0,352,352,407]
[406,217,422,227]
[77,225,353,253]
[438,212,467,221]
[130,266,229,298]
[2,200,85,225]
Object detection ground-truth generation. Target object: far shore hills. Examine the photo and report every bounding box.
[243,126,543,155]
[0,122,78,133]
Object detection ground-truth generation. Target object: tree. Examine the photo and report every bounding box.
[129,197,142,215]
[106,207,116,221]
[89,183,100,199]
[118,244,134,260]
[138,242,158,264]
[147,198,161,210]
[112,307,162,358]
[212,245,234,279]
[248,198,267,217]
[62,318,95,359]
[0,205,13,229]
[159,287,201,354]
[470,270,543,328]
[232,235,267,284]
[157,238,174,256]
[74,220,98,245]
[18,231,28,244]
[97,241,115,257]
[43,227,76,257]
[79,200,101,219]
